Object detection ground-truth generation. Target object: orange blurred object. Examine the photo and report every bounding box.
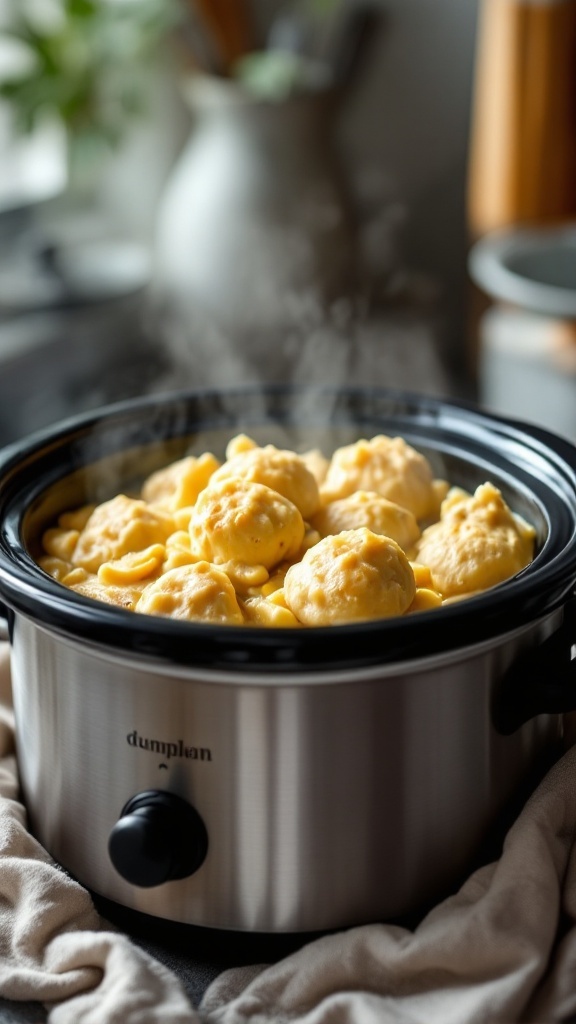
[467,0,576,236]
[190,0,255,74]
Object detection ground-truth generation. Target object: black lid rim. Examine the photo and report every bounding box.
[1,384,575,672]
[1,553,574,672]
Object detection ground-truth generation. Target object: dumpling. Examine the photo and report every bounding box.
[136,562,243,624]
[415,483,536,597]
[311,490,420,552]
[190,478,305,571]
[209,444,320,519]
[320,435,446,521]
[283,528,416,625]
[141,452,220,510]
[71,495,175,574]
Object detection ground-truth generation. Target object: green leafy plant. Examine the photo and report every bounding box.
[0,0,179,154]
[232,0,353,100]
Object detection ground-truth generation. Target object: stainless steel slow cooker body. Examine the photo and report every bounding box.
[1,386,576,934]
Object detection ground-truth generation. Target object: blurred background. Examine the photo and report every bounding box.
[0,0,575,446]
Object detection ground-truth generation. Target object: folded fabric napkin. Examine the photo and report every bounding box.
[200,731,576,1024]
[0,642,197,1024]
[1,638,576,1023]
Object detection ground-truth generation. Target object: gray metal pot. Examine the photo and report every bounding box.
[1,386,576,933]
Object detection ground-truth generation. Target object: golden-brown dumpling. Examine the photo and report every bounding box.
[41,528,80,561]
[320,435,443,521]
[71,495,175,574]
[300,448,330,486]
[311,490,420,552]
[415,482,536,598]
[224,433,258,459]
[190,478,305,570]
[136,562,243,624]
[283,528,416,625]
[141,452,220,509]
[209,444,320,519]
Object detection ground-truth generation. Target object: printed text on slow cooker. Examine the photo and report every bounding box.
[127,730,212,761]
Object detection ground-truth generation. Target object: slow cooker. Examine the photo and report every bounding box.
[0,385,576,933]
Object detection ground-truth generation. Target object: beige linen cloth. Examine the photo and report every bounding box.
[1,640,576,1023]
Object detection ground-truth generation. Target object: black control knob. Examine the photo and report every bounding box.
[108,790,208,888]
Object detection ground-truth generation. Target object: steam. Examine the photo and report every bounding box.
[146,165,447,440]
[37,164,446,493]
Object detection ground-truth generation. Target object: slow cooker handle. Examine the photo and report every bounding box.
[493,599,576,735]
[0,602,9,642]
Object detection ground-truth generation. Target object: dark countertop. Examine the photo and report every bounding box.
[95,896,323,1005]
[0,291,457,448]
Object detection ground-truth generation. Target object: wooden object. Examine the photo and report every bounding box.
[467,0,576,236]
[190,0,255,74]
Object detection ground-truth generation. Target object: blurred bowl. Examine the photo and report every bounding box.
[469,224,576,319]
